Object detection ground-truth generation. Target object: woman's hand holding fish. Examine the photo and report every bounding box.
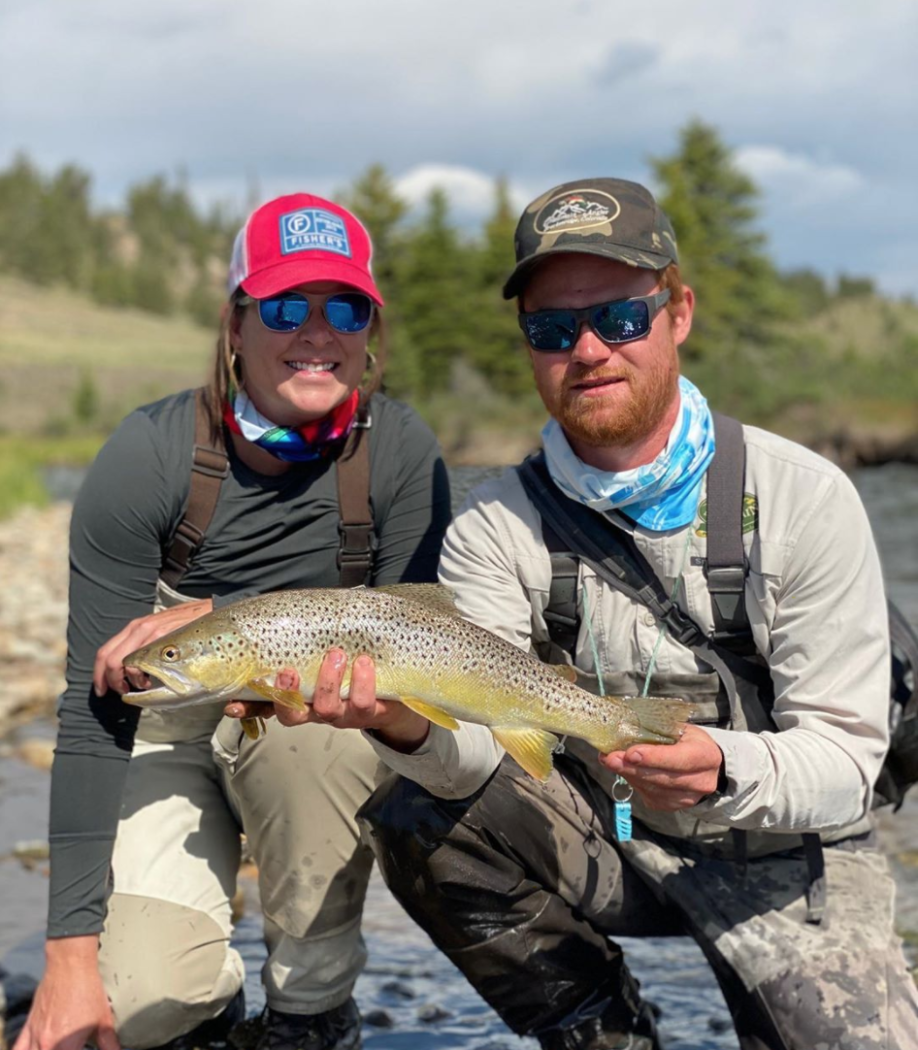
[225,651,431,752]
[599,724,725,811]
[93,599,214,697]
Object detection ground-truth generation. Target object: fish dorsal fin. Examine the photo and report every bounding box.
[373,583,459,618]
[399,695,460,731]
[491,727,559,782]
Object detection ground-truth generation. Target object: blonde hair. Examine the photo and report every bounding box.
[203,296,387,443]
[658,262,685,316]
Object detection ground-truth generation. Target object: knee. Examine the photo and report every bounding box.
[100,895,242,1048]
[359,768,480,849]
[358,766,526,904]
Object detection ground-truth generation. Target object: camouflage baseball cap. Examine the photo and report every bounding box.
[502,177,678,300]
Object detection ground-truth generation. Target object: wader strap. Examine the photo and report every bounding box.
[707,414,753,647]
[518,457,708,649]
[517,454,774,731]
[540,524,581,662]
[802,833,827,924]
[889,602,918,719]
[163,390,375,591]
[335,400,375,588]
[161,388,230,590]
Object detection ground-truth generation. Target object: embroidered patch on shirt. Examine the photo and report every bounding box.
[695,493,759,537]
[279,208,352,257]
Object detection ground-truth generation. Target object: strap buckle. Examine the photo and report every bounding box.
[337,521,374,567]
[162,519,206,574]
[706,565,746,594]
[192,444,230,478]
[353,412,373,430]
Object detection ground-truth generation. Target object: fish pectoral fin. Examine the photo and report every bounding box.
[248,678,307,711]
[549,663,579,684]
[491,727,559,782]
[398,696,460,731]
[241,717,263,741]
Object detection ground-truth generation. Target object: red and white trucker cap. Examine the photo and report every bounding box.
[227,193,384,305]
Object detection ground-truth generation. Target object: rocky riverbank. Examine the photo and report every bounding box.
[0,503,69,734]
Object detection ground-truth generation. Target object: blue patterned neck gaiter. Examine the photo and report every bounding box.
[542,376,715,532]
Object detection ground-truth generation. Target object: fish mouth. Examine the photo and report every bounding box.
[123,665,218,709]
[123,663,256,709]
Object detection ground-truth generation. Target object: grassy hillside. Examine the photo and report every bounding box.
[0,275,212,434]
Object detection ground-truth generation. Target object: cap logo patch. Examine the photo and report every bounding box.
[535,189,622,235]
[279,208,352,258]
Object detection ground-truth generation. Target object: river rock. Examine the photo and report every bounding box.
[14,738,55,772]
[0,503,70,732]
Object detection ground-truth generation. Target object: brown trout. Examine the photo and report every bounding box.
[123,584,694,780]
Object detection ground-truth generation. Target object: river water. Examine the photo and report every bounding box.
[1,462,917,1048]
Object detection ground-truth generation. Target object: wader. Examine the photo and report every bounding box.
[359,415,918,1050]
[98,390,388,1048]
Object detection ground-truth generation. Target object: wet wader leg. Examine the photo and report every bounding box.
[218,717,388,1015]
[618,834,918,1050]
[359,755,672,1040]
[100,736,245,1048]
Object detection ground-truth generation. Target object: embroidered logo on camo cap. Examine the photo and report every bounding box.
[280,208,352,258]
[535,189,622,235]
[503,177,678,300]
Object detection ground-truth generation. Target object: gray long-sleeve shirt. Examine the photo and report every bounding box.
[49,387,451,937]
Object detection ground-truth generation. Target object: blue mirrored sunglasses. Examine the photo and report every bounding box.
[239,292,374,334]
[518,289,671,352]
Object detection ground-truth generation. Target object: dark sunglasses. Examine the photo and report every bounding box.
[239,292,374,334]
[519,289,671,352]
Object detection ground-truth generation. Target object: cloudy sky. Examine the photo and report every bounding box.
[2,0,916,295]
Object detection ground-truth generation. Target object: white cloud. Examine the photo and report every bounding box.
[394,164,529,224]
[734,146,866,210]
[0,0,916,291]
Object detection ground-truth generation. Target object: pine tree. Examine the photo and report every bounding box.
[390,188,477,397]
[338,164,407,294]
[468,177,532,396]
[651,120,808,417]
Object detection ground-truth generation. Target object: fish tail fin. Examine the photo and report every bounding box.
[616,695,696,745]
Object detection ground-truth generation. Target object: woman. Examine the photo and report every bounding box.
[16,193,451,1050]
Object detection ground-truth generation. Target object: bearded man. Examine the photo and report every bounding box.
[273,178,918,1050]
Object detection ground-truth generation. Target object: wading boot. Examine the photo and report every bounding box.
[147,988,246,1049]
[251,998,362,1050]
[539,1001,662,1050]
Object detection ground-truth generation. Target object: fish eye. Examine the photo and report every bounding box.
[161,646,181,662]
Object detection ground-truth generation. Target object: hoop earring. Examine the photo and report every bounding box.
[229,349,245,389]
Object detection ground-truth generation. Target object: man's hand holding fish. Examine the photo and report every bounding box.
[599,724,725,811]
[226,655,432,753]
